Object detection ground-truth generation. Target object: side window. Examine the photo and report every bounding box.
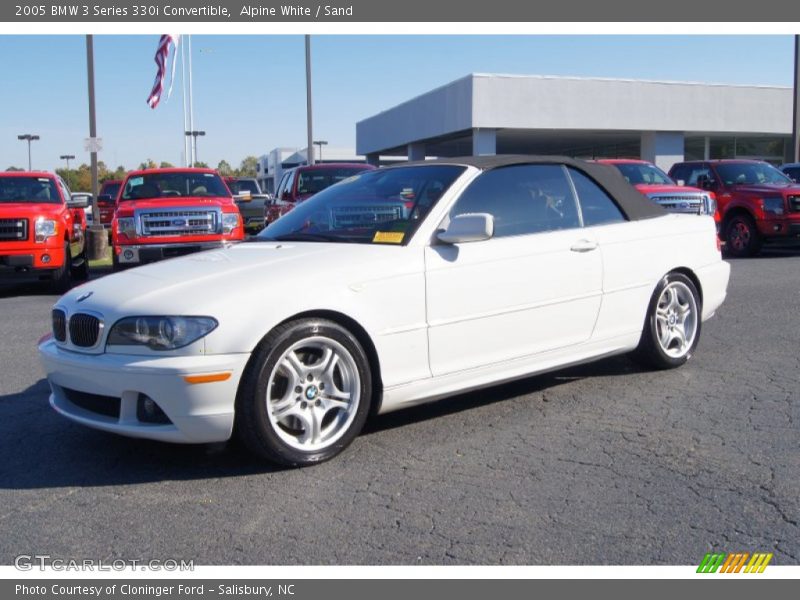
[450,164,581,238]
[57,178,70,204]
[687,167,713,186]
[275,173,288,198]
[670,165,689,183]
[567,168,626,227]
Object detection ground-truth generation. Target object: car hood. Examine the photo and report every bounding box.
[635,184,706,195]
[0,203,64,217]
[115,196,233,215]
[727,183,800,195]
[58,241,415,320]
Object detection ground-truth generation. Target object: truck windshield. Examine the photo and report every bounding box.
[296,167,372,196]
[229,180,260,195]
[258,165,465,245]
[716,162,792,186]
[614,163,674,185]
[121,172,231,201]
[0,177,61,204]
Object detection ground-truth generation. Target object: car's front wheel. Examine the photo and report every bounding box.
[631,272,702,370]
[725,213,762,257]
[235,318,373,466]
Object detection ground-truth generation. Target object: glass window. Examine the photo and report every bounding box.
[0,176,62,204]
[259,165,465,245]
[567,168,626,227]
[715,161,791,186]
[782,166,800,182]
[121,171,230,201]
[296,167,372,197]
[672,165,714,187]
[613,162,674,185]
[449,165,581,238]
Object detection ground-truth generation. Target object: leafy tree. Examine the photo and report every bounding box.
[6,166,23,172]
[138,159,157,170]
[217,160,233,176]
[159,161,174,168]
[193,161,209,168]
[237,156,258,177]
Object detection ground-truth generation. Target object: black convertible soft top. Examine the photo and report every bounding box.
[393,155,665,222]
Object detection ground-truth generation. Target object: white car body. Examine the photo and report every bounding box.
[39,161,730,445]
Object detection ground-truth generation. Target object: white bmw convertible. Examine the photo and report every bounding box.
[39,156,730,465]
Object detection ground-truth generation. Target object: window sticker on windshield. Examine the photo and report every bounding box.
[129,176,143,187]
[204,173,214,177]
[38,178,49,182]
[373,231,404,244]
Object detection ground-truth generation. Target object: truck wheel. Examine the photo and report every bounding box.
[725,213,762,257]
[51,242,73,294]
[631,272,702,370]
[235,318,373,466]
[71,249,89,281]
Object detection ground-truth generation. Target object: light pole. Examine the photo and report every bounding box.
[60,154,76,189]
[185,130,206,166]
[17,134,39,170]
[313,140,328,162]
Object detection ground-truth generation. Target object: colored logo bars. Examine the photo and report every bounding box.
[697,552,773,573]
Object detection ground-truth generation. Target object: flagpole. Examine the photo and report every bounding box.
[305,34,314,166]
[187,34,196,166]
[181,39,189,167]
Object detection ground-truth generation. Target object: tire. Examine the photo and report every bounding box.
[631,272,702,370]
[724,213,762,257]
[235,318,373,466]
[50,242,73,294]
[71,248,89,281]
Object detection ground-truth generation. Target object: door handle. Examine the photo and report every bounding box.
[570,239,598,253]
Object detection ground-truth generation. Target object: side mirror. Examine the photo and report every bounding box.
[67,194,89,209]
[437,213,494,244]
[97,194,113,204]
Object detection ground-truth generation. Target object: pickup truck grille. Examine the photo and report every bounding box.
[646,193,710,215]
[0,218,27,241]
[138,209,220,237]
[788,195,800,213]
[331,205,405,229]
[68,313,101,348]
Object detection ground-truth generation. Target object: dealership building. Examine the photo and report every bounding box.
[356,74,794,170]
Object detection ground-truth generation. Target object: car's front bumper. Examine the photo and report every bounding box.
[39,338,250,443]
[115,241,228,265]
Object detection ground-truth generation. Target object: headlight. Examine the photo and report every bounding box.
[117,217,136,237]
[107,316,218,350]
[222,212,240,234]
[34,218,57,242]
[704,194,717,216]
[761,196,785,216]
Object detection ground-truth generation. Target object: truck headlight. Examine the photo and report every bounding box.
[222,213,240,234]
[107,316,218,350]
[117,217,136,237]
[761,196,785,216]
[704,194,717,216]
[34,218,57,243]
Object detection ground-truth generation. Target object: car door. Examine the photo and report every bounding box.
[424,164,603,377]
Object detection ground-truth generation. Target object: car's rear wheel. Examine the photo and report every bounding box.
[631,273,701,370]
[725,213,762,257]
[235,318,372,466]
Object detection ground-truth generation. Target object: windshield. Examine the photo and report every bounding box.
[296,167,372,196]
[0,176,61,204]
[716,162,791,186]
[121,172,230,201]
[258,165,466,244]
[100,181,121,200]
[229,179,260,195]
[614,163,674,185]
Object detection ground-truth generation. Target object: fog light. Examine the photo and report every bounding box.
[774,224,781,232]
[123,249,134,260]
[41,254,51,264]
[136,394,171,424]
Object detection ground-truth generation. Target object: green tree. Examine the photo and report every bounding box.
[193,161,209,168]
[159,161,174,168]
[237,156,258,177]
[138,159,157,170]
[216,160,233,176]
[112,166,127,180]
[6,166,23,172]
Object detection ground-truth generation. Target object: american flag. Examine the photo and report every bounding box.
[146,34,180,109]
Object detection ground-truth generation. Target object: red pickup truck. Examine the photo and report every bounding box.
[96,179,122,228]
[0,171,88,291]
[599,159,718,221]
[111,168,244,269]
[669,159,800,257]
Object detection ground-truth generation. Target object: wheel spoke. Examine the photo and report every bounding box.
[321,396,349,412]
[281,352,305,388]
[671,326,687,350]
[271,396,299,419]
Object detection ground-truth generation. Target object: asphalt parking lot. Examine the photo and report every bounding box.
[0,250,798,566]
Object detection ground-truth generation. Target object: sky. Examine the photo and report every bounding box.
[0,35,795,172]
